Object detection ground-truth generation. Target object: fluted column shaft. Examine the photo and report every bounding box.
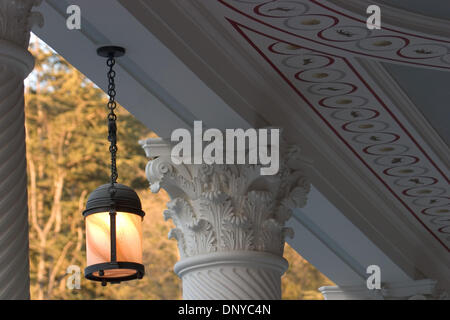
[0,0,42,299]
[141,137,311,300]
[175,251,288,300]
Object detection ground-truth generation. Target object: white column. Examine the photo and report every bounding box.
[0,0,42,299]
[319,279,448,300]
[141,138,311,300]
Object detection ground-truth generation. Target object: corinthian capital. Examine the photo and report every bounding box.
[140,137,312,259]
[0,0,43,48]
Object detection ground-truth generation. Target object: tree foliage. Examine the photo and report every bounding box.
[25,40,332,300]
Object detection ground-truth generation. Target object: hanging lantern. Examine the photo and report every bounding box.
[83,46,145,286]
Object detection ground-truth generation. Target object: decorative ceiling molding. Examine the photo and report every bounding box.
[328,0,450,39]
[219,0,450,71]
[224,19,450,250]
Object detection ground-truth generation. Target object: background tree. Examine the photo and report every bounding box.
[25,38,332,300]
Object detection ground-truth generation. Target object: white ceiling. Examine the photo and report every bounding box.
[383,62,450,147]
[377,0,450,148]
[378,0,450,21]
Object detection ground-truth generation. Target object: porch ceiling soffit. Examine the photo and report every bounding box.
[119,0,450,287]
[32,0,250,137]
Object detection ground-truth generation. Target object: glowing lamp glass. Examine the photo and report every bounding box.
[83,183,145,285]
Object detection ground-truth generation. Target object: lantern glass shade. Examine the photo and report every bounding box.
[83,183,145,284]
[86,211,143,278]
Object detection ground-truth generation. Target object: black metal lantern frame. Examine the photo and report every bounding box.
[83,46,145,286]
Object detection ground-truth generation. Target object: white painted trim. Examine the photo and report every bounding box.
[319,279,439,300]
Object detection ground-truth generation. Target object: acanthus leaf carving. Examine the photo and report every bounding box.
[141,138,312,259]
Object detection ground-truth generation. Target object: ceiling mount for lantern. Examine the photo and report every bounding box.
[83,46,145,287]
[96,46,125,58]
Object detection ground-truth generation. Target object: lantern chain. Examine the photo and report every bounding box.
[106,56,118,195]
